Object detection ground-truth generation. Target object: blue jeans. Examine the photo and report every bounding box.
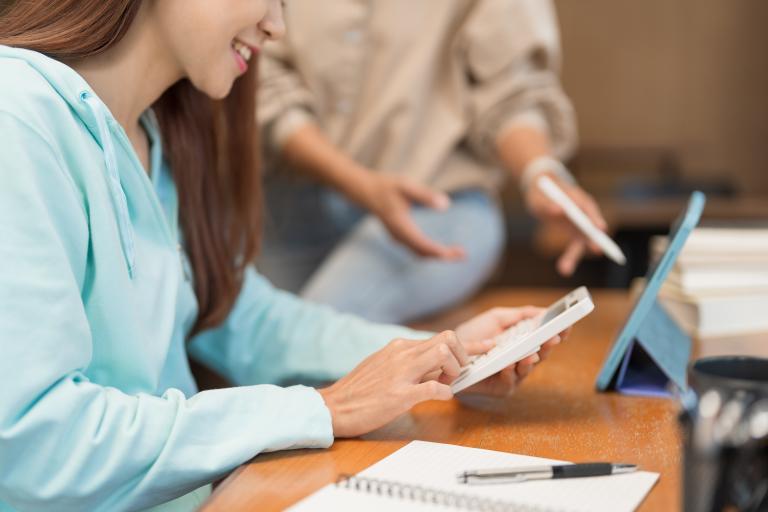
[257,179,506,324]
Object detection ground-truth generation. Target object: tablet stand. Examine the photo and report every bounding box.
[613,299,691,397]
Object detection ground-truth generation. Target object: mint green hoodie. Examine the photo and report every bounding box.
[0,46,424,512]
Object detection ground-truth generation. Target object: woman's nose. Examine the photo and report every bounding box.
[260,13,286,41]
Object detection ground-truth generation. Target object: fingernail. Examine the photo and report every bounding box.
[483,338,495,347]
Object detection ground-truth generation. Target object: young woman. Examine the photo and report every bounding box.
[0,1,565,510]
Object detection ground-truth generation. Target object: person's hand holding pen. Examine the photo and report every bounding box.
[524,171,609,277]
[495,125,613,277]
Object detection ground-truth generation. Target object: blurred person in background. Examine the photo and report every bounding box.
[258,0,608,324]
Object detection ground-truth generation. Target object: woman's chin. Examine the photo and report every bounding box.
[194,75,236,100]
[209,83,235,100]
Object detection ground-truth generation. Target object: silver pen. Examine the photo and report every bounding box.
[457,463,637,485]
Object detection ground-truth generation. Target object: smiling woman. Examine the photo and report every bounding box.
[0,0,275,334]
[0,1,563,511]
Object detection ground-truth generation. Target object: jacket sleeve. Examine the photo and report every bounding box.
[257,39,319,152]
[188,268,432,387]
[460,0,578,162]
[0,112,333,512]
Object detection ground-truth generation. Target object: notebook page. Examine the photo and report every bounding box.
[361,441,658,512]
[289,441,659,511]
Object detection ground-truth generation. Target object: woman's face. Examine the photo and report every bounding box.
[153,0,285,98]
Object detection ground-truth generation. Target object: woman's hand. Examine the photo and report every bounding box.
[359,173,465,260]
[281,125,464,260]
[319,307,570,438]
[524,174,608,277]
[454,307,569,397]
[318,330,470,438]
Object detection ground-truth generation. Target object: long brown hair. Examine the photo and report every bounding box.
[0,0,262,334]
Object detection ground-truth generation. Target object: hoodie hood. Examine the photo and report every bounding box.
[0,45,165,278]
[0,46,103,131]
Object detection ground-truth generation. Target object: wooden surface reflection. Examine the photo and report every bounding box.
[202,288,683,511]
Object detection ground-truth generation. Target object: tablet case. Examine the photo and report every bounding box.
[595,192,706,397]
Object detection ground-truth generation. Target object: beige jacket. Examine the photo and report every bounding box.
[258,0,577,194]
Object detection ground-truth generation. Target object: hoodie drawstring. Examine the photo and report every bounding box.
[80,91,136,278]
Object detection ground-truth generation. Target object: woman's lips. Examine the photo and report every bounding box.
[232,47,248,73]
[231,39,259,74]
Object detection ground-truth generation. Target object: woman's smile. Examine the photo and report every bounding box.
[231,38,257,73]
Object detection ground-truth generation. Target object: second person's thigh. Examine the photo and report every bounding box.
[300,189,506,324]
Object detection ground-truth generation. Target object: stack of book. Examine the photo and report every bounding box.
[652,226,768,338]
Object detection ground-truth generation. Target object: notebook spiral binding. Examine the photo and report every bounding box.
[335,474,561,512]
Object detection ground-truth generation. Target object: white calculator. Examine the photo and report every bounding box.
[451,287,594,393]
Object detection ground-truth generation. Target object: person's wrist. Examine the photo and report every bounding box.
[344,166,380,211]
[520,155,576,193]
[318,386,341,436]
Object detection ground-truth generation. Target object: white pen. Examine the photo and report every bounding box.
[537,176,627,266]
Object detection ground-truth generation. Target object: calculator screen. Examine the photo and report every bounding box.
[540,300,568,324]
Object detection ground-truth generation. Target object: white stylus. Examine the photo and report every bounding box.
[537,176,627,265]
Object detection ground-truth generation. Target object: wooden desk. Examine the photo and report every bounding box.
[201,288,681,511]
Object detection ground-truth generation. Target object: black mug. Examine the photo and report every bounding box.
[682,356,768,512]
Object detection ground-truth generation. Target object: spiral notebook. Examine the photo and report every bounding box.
[288,441,659,511]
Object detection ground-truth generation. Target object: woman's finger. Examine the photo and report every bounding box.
[517,352,540,368]
[537,335,560,361]
[409,380,453,406]
[463,338,496,356]
[557,238,586,276]
[570,187,608,230]
[412,336,462,379]
[478,367,519,397]
[433,344,462,380]
[387,210,464,260]
[418,331,470,367]
[516,361,535,379]
[488,306,542,330]
[499,366,519,393]
[397,177,451,211]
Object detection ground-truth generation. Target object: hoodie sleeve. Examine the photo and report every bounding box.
[0,112,336,512]
[188,269,432,387]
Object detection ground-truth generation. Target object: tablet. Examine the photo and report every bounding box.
[451,287,594,393]
[595,191,706,392]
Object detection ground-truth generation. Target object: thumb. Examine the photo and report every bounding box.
[463,338,496,356]
[491,306,541,330]
[386,211,465,260]
[398,178,451,210]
